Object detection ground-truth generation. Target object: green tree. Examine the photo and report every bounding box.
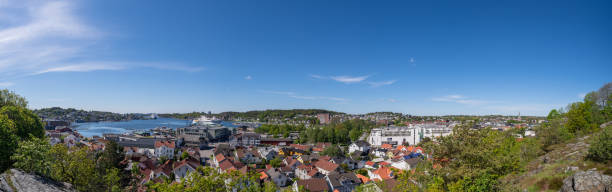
[0,106,45,139]
[0,114,18,172]
[10,136,51,175]
[49,145,99,191]
[97,141,126,174]
[263,181,278,192]
[321,144,342,157]
[0,89,27,108]
[586,125,612,162]
[181,151,190,160]
[104,168,122,192]
[269,157,282,168]
[566,101,596,134]
[349,128,361,141]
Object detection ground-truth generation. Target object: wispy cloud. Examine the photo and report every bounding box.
[261,90,346,101]
[578,93,586,99]
[309,74,325,79]
[368,80,396,87]
[432,94,490,105]
[386,98,397,103]
[330,75,369,83]
[0,0,199,80]
[244,75,252,80]
[0,82,14,87]
[33,62,125,75]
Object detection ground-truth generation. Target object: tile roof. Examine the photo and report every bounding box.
[219,160,236,172]
[365,161,376,166]
[381,144,393,149]
[314,160,339,172]
[215,153,226,163]
[155,140,175,148]
[356,174,371,183]
[174,158,200,170]
[259,171,268,180]
[296,178,329,192]
[155,160,173,176]
[372,167,393,180]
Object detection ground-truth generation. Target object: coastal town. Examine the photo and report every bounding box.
[40,111,541,192]
[0,0,610,191]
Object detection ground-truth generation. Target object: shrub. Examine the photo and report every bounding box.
[586,126,612,162]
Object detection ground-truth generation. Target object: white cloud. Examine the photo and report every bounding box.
[261,90,346,101]
[0,82,13,87]
[386,98,397,103]
[309,74,325,79]
[368,80,396,87]
[432,94,489,105]
[33,63,124,75]
[330,75,369,83]
[578,93,586,99]
[0,0,200,80]
[244,75,252,80]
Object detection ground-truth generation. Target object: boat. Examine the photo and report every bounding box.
[192,115,222,125]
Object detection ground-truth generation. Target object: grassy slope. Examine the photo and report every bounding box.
[500,134,612,192]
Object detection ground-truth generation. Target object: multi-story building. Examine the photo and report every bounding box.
[368,123,454,146]
[155,140,175,159]
[229,132,261,146]
[177,125,231,148]
[317,113,331,124]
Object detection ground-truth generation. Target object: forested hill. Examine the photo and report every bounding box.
[161,109,341,121]
[33,107,147,122]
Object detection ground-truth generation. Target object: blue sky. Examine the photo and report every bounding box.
[0,0,610,116]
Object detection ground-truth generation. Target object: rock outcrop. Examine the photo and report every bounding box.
[0,169,75,192]
[560,170,612,192]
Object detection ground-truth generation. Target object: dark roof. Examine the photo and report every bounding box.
[377,178,400,192]
[260,138,293,142]
[405,157,423,167]
[353,140,370,147]
[327,172,362,188]
[296,178,329,192]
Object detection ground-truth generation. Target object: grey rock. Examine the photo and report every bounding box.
[0,169,75,192]
[560,170,612,192]
[565,166,580,173]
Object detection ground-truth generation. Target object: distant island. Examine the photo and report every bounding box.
[33,107,156,123]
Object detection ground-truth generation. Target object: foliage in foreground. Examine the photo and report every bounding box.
[586,125,612,162]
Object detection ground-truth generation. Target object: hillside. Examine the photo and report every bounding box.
[33,107,147,122]
[501,125,612,191]
[161,109,341,121]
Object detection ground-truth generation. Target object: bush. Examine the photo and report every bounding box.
[536,177,564,191]
[586,126,612,162]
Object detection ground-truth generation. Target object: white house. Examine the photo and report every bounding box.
[49,137,61,146]
[314,160,340,175]
[372,148,387,158]
[349,140,371,154]
[155,140,175,159]
[258,147,278,161]
[295,165,323,180]
[173,159,199,182]
[390,160,410,171]
[64,134,79,148]
[265,168,289,187]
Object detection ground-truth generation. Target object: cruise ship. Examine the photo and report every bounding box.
[192,115,222,125]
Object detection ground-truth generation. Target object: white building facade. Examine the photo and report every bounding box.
[368,124,454,146]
